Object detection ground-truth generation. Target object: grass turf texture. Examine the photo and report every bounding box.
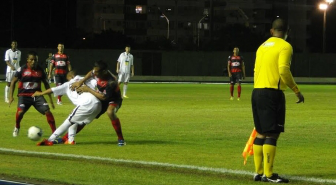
[0,82,335,185]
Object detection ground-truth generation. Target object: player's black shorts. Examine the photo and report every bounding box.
[54,75,67,85]
[96,99,123,119]
[251,88,285,134]
[17,96,50,114]
[230,72,242,84]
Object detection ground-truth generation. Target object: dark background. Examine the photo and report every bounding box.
[0,0,335,53]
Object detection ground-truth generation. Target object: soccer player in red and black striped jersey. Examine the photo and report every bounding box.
[227,47,246,100]
[69,60,125,146]
[9,51,56,137]
[48,43,72,105]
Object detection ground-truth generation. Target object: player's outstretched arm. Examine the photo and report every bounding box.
[77,86,106,101]
[48,94,55,109]
[32,89,53,97]
[70,70,93,91]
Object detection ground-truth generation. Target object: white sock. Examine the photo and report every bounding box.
[5,86,9,100]
[123,84,128,96]
[48,119,72,141]
[68,124,78,142]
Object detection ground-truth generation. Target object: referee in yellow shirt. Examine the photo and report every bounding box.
[251,18,304,183]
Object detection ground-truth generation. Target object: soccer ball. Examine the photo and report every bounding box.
[27,126,43,141]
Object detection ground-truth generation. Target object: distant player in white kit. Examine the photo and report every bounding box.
[4,40,21,103]
[33,70,102,145]
[116,45,134,98]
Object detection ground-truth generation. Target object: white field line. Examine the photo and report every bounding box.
[0,179,34,185]
[0,147,335,184]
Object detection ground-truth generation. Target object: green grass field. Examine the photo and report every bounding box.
[0,82,336,185]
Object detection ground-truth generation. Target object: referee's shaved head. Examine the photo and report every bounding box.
[272,18,289,32]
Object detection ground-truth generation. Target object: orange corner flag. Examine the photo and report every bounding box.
[242,128,257,165]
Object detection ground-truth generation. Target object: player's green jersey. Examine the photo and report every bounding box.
[254,37,293,91]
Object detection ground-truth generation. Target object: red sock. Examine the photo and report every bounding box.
[238,85,241,98]
[45,112,56,132]
[63,124,85,141]
[112,118,124,140]
[230,84,234,97]
[56,83,62,102]
[15,108,23,129]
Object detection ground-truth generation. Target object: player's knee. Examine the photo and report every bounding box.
[106,107,114,115]
[17,108,25,116]
[107,111,117,120]
[44,110,52,115]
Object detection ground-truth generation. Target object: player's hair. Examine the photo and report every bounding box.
[125,45,131,48]
[272,18,289,32]
[27,51,37,57]
[94,60,108,71]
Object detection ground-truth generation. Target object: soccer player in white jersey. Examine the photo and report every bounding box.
[33,70,102,145]
[116,45,134,98]
[4,40,21,103]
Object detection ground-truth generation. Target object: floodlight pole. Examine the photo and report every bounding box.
[161,14,170,39]
[323,9,326,53]
[198,14,208,47]
[319,0,333,53]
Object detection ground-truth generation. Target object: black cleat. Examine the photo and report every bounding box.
[261,173,289,183]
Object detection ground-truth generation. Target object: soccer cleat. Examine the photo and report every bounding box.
[230,97,234,100]
[37,139,53,146]
[57,100,62,105]
[64,140,76,145]
[13,127,19,137]
[5,98,9,103]
[123,95,129,99]
[253,174,262,181]
[261,173,289,183]
[52,137,65,144]
[118,139,126,146]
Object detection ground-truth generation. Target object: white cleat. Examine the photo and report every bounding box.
[13,127,20,137]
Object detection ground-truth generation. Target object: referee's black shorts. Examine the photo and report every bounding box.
[251,88,286,134]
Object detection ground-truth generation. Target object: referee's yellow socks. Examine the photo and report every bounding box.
[263,138,277,177]
[253,138,265,175]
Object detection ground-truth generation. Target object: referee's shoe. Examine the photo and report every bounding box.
[261,173,289,183]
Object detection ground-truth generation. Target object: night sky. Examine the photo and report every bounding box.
[0,0,335,53]
[0,0,77,48]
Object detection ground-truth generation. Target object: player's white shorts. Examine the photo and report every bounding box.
[67,102,102,125]
[118,72,130,83]
[6,71,16,83]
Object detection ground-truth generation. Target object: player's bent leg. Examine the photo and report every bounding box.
[123,83,128,98]
[13,108,25,137]
[45,111,56,133]
[107,105,125,146]
[237,83,242,100]
[230,83,234,100]
[49,119,72,142]
[65,123,78,145]
[5,82,10,103]
[61,124,86,143]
